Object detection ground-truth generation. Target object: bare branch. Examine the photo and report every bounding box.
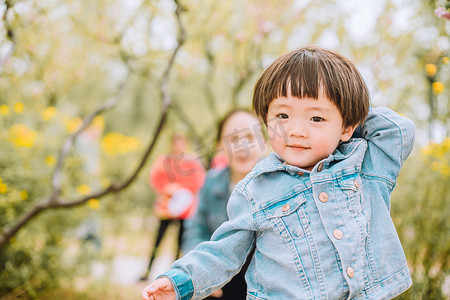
[0,0,187,248]
[0,0,17,75]
[171,96,211,166]
[230,42,266,108]
[112,0,186,191]
[51,82,126,195]
[203,41,219,119]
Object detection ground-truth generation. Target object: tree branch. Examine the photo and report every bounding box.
[51,82,126,195]
[0,0,187,248]
[202,41,219,120]
[0,0,17,75]
[171,96,211,166]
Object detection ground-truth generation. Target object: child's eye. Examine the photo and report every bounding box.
[311,116,324,122]
[276,113,289,119]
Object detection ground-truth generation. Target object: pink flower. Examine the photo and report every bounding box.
[435,7,450,20]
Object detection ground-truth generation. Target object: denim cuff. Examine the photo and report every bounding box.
[157,269,194,300]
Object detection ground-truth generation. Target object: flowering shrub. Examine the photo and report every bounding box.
[392,140,450,299]
[0,100,148,296]
[9,124,38,148]
[421,138,450,176]
[100,132,142,156]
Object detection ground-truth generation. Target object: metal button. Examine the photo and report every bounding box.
[319,192,329,203]
[333,229,343,240]
[281,204,290,212]
[354,180,360,189]
[347,267,355,278]
[297,171,304,176]
[317,163,324,172]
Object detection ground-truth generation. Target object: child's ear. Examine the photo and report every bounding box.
[340,124,358,142]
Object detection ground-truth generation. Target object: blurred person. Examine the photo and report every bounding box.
[140,134,206,281]
[182,110,267,299]
[143,46,414,299]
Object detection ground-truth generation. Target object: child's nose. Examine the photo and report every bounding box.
[288,119,308,138]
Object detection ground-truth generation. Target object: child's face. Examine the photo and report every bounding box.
[266,92,356,170]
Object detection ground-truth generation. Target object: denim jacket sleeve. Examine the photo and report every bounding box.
[161,184,256,300]
[354,106,415,188]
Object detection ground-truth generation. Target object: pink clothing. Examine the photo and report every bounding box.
[150,154,206,219]
[210,153,229,170]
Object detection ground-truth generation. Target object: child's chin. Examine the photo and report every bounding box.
[286,159,313,170]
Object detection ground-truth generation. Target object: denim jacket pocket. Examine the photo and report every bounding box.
[338,175,364,216]
[263,193,310,240]
[338,175,370,240]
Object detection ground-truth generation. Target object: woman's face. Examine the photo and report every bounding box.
[219,112,267,178]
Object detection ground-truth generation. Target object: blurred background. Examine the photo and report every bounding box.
[0,0,449,299]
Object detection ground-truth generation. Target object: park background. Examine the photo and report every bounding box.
[0,0,449,299]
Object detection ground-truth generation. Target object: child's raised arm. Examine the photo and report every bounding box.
[142,277,176,300]
[354,106,415,182]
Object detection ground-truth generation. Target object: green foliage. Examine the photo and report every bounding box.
[392,139,450,299]
[0,96,150,297]
[0,207,95,297]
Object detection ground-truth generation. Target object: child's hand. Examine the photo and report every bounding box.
[142,277,176,300]
[209,288,223,298]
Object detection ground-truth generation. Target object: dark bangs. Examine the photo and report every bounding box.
[253,46,369,127]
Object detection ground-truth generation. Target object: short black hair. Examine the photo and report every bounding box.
[253,46,370,128]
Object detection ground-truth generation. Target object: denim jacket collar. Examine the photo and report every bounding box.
[253,138,368,176]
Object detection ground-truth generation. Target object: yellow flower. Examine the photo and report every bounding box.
[9,124,38,148]
[42,107,57,121]
[421,145,432,156]
[101,132,142,156]
[19,190,28,200]
[421,139,450,160]
[0,105,10,115]
[444,137,450,149]
[66,117,83,133]
[422,138,450,175]
[432,81,445,94]
[431,161,440,171]
[425,64,437,77]
[443,57,449,65]
[92,116,105,131]
[76,184,92,195]
[0,183,7,194]
[13,102,24,114]
[441,166,450,177]
[87,198,100,210]
[45,155,56,166]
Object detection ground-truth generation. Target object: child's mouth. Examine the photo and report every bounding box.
[288,144,308,151]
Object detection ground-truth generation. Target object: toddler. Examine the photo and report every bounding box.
[142,46,414,300]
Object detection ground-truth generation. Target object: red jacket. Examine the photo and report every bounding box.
[150,154,206,219]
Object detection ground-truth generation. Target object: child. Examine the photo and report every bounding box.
[142,46,415,300]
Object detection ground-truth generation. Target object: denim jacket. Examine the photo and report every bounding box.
[182,167,232,253]
[160,107,415,300]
